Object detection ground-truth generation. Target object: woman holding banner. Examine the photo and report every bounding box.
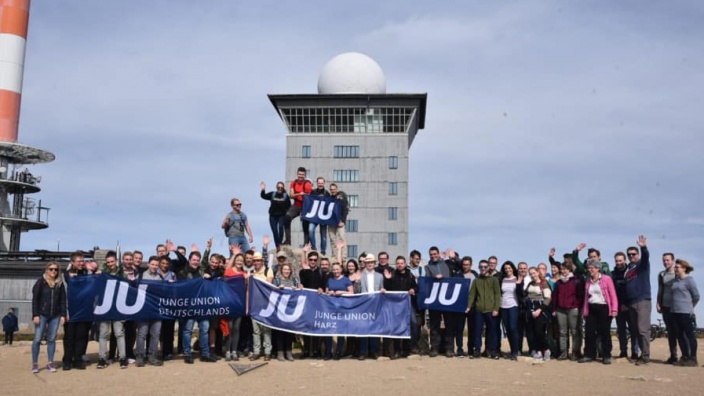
[31,262,66,373]
[324,262,354,360]
[274,263,300,361]
[224,248,248,361]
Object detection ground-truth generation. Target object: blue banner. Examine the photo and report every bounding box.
[302,195,342,226]
[416,277,471,313]
[249,278,410,338]
[67,274,246,321]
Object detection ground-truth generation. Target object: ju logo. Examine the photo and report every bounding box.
[423,282,462,305]
[303,199,336,221]
[258,290,307,323]
[94,279,148,315]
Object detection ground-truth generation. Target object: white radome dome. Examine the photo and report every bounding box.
[317,52,386,94]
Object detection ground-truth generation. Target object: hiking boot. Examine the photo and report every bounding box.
[263,355,271,362]
[97,359,107,369]
[200,355,218,362]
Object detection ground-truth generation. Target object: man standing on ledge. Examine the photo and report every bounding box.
[624,235,651,365]
[222,198,254,252]
[284,167,312,246]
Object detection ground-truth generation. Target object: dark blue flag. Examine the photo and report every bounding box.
[302,195,342,226]
[67,274,246,321]
[416,277,471,313]
[249,278,410,338]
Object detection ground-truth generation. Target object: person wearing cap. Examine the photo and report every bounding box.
[579,258,618,365]
[357,253,385,360]
[249,251,274,361]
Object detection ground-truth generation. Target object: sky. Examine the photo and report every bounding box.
[14,1,704,319]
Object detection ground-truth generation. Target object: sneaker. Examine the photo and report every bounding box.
[543,350,551,362]
[184,355,194,364]
[532,351,542,360]
[629,353,639,362]
[635,356,649,366]
[510,354,518,361]
[666,356,677,364]
[120,359,128,369]
[603,357,612,365]
[232,352,239,362]
[618,352,628,359]
[556,352,568,361]
[578,357,593,363]
[62,362,72,371]
[263,355,271,362]
[127,358,136,364]
[445,351,454,358]
[46,363,57,373]
[471,351,481,359]
[97,359,107,369]
[429,350,438,357]
[148,358,163,366]
[135,356,145,367]
[285,351,294,361]
[32,364,39,374]
[456,349,465,358]
[225,351,232,361]
[73,361,86,370]
[163,354,173,361]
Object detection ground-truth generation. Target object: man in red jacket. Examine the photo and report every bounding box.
[283,167,312,246]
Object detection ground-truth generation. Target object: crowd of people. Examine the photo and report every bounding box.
[28,234,701,373]
[25,166,700,372]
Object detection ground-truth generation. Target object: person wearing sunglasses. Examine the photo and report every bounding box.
[624,235,651,365]
[31,262,67,373]
[299,245,326,358]
[222,197,254,252]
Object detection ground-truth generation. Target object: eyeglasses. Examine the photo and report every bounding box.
[628,253,638,256]
[309,259,318,262]
[48,268,58,272]
[479,266,488,269]
[233,204,242,207]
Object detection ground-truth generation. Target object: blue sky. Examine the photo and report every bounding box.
[15,1,704,317]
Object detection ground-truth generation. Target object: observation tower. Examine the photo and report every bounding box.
[0,0,54,251]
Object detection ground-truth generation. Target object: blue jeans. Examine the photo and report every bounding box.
[501,306,520,355]
[33,315,61,364]
[181,319,210,357]
[474,311,498,352]
[269,215,286,248]
[307,223,328,254]
[228,236,249,252]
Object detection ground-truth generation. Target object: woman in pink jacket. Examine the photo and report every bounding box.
[579,258,618,365]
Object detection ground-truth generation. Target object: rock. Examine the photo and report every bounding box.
[627,376,647,381]
[406,354,422,360]
[376,357,390,362]
[653,378,672,383]
[310,362,325,368]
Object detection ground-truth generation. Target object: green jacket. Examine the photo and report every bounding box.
[572,250,611,278]
[468,275,501,313]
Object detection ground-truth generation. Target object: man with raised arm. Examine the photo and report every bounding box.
[624,235,651,365]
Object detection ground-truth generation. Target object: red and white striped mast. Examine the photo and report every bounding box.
[0,0,55,252]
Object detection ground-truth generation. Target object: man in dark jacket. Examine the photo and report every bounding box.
[3,308,18,345]
[384,256,418,358]
[62,251,90,371]
[327,183,348,256]
[613,251,639,360]
[307,177,331,255]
